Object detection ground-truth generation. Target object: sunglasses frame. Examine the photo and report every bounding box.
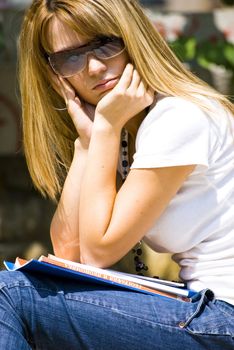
[48,36,125,78]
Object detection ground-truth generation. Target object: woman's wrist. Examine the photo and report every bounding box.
[93,112,123,135]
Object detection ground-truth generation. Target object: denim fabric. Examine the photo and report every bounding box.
[0,270,233,350]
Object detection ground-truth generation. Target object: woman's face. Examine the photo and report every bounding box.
[48,18,129,105]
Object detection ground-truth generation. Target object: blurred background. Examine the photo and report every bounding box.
[0,0,233,279]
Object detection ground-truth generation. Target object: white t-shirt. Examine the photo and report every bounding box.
[131,95,234,305]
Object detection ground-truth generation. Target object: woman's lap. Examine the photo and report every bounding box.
[0,270,233,350]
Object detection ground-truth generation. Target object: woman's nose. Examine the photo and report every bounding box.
[86,54,107,76]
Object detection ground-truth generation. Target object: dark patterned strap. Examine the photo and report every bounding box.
[120,128,130,182]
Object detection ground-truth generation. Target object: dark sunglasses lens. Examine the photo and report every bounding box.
[94,39,125,59]
[49,38,125,77]
[50,52,86,77]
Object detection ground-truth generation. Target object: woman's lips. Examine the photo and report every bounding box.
[93,77,119,91]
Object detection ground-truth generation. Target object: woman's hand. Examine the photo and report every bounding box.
[49,71,94,149]
[95,64,154,130]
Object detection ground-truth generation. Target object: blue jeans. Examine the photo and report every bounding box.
[0,270,233,349]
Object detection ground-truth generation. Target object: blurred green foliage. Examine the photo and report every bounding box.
[169,34,234,73]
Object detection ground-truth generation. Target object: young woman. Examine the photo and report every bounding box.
[0,0,233,349]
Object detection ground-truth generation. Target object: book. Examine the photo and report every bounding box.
[106,270,186,288]
[4,254,196,302]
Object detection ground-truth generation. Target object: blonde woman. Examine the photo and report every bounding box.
[0,0,234,348]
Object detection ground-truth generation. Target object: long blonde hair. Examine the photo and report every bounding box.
[19,0,234,201]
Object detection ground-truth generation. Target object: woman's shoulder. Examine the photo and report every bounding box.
[143,93,233,130]
[141,94,210,131]
[149,93,220,116]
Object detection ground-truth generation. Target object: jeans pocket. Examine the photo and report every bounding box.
[179,289,234,338]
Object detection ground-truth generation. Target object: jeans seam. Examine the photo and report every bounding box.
[1,283,60,295]
[215,303,234,318]
[66,296,181,329]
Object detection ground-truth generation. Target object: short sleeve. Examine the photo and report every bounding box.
[131,97,213,169]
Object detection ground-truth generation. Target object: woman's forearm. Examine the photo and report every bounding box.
[79,120,121,264]
[50,141,88,261]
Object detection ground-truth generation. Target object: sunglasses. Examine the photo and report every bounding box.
[48,36,125,78]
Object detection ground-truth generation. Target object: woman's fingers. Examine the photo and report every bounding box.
[58,76,76,104]
[49,74,94,140]
[115,63,134,91]
[131,74,154,106]
[115,64,149,100]
[48,70,63,98]
[47,70,94,146]
[64,95,94,145]
[48,71,75,104]
[129,69,141,91]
